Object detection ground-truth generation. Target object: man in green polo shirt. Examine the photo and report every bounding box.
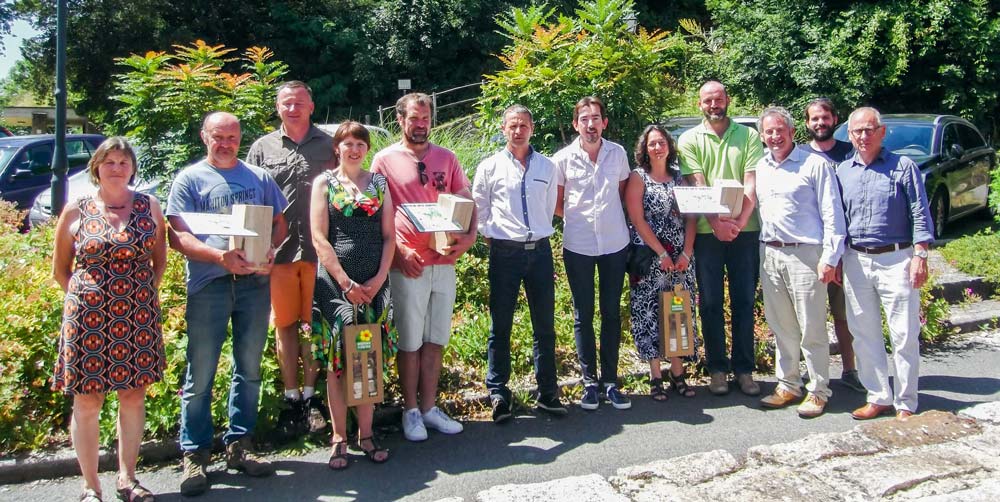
[677,80,764,397]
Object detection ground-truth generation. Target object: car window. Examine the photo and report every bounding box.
[942,124,960,155]
[956,124,987,151]
[66,139,91,168]
[25,143,55,174]
[882,124,934,158]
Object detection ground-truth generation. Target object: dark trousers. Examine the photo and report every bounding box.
[694,231,760,375]
[485,239,558,402]
[563,246,628,387]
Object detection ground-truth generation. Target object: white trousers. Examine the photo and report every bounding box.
[842,248,920,412]
[760,244,831,399]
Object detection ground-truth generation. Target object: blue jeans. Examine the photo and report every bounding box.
[180,274,271,451]
[485,239,557,402]
[563,246,627,387]
[694,231,760,375]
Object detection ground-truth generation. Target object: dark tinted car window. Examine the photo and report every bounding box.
[24,143,55,174]
[956,123,986,151]
[942,125,960,155]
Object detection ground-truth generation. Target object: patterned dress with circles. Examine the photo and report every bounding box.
[311,171,396,376]
[53,194,164,394]
[629,169,699,361]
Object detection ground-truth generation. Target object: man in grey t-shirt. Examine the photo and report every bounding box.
[167,111,288,496]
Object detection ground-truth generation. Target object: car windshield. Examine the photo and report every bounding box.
[0,147,16,172]
[835,122,935,160]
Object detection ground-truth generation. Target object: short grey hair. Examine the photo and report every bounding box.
[502,104,533,125]
[757,106,795,132]
[848,107,883,128]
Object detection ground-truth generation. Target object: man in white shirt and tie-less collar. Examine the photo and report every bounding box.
[754,106,846,418]
[473,105,563,423]
[553,96,632,411]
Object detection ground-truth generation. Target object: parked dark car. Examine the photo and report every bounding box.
[0,134,105,209]
[834,114,996,239]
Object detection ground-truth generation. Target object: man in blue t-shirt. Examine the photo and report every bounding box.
[166,112,288,496]
[796,98,864,395]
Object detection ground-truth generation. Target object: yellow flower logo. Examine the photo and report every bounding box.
[359,329,373,342]
[672,296,684,305]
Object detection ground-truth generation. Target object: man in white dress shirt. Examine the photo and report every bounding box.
[553,96,632,411]
[754,106,846,418]
[472,105,564,423]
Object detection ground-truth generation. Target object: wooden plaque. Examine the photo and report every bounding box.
[659,284,695,358]
[229,204,272,271]
[342,322,384,406]
[431,194,475,254]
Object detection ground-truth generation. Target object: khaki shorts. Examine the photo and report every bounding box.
[827,281,847,322]
[391,265,456,352]
[270,261,317,328]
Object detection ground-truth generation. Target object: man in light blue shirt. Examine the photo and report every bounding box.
[472,105,563,423]
[837,106,933,421]
[754,107,845,418]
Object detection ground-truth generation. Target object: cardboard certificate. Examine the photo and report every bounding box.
[674,180,744,218]
[400,203,464,232]
[177,212,259,237]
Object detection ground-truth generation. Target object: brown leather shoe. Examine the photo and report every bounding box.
[796,393,827,418]
[759,388,801,409]
[851,403,894,420]
[896,410,914,420]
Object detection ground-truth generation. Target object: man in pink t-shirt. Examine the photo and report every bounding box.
[371,93,477,442]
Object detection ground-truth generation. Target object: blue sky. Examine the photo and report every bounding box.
[1,19,39,78]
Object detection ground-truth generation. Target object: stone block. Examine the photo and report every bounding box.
[475,474,627,502]
[746,430,884,468]
[959,401,1000,424]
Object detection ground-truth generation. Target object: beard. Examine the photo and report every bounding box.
[807,125,834,141]
[406,129,429,144]
[702,107,728,123]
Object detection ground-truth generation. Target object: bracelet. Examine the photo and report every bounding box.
[344,281,356,294]
[681,251,691,261]
[658,250,669,259]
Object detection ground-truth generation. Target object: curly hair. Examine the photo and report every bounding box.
[633,124,678,173]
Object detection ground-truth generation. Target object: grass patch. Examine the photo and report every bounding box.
[940,228,1000,286]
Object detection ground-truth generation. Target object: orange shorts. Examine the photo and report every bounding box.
[270,261,317,328]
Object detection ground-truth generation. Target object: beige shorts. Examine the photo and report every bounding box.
[390,265,457,352]
[827,281,847,322]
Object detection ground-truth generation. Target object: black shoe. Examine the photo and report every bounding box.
[305,395,329,433]
[535,394,568,416]
[180,449,210,496]
[276,398,306,441]
[491,395,513,424]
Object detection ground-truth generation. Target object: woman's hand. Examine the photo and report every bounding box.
[675,251,691,272]
[658,253,675,272]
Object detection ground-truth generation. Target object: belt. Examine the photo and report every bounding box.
[764,241,801,248]
[491,237,549,250]
[849,242,912,254]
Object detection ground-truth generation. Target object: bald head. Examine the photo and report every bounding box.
[698,80,730,124]
[201,111,242,169]
[699,80,727,98]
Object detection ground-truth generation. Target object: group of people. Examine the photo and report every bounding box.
[51,79,932,502]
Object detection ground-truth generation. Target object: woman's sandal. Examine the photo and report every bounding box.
[358,436,389,464]
[80,488,102,502]
[328,440,350,470]
[667,370,697,398]
[650,378,669,402]
[116,479,154,502]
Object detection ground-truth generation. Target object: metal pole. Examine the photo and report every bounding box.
[50,0,69,217]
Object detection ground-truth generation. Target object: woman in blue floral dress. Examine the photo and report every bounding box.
[310,121,396,468]
[624,125,698,402]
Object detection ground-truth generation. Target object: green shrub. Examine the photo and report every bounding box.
[940,228,1000,285]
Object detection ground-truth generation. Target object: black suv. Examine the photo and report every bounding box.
[0,134,106,209]
[834,114,995,238]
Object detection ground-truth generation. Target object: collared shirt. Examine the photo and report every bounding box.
[677,120,764,234]
[472,147,558,242]
[756,146,846,266]
[245,125,334,263]
[837,149,934,247]
[552,137,631,256]
[371,142,471,266]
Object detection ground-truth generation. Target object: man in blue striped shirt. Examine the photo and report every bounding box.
[837,107,933,421]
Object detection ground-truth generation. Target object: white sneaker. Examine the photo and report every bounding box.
[402,408,428,441]
[422,406,464,434]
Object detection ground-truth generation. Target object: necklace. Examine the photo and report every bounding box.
[98,189,130,210]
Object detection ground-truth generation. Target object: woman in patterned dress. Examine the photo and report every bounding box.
[52,137,166,502]
[624,125,698,402]
[310,121,396,469]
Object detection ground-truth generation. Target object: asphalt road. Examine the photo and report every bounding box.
[3,330,998,502]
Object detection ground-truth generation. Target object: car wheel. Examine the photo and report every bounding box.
[930,190,947,240]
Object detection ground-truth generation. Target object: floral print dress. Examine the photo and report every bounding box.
[311,171,396,376]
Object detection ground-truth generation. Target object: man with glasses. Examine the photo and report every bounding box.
[553,96,631,412]
[473,105,561,423]
[246,81,333,440]
[371,92,477,441]
[678,80,764,397]
[798,98,864,394]
[837,107,933,421]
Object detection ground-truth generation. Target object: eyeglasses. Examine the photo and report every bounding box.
[849,126,882,138]
[417,161,446,192]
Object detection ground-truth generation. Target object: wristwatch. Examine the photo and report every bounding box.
[913,248,928,259]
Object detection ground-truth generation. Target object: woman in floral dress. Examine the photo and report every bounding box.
[624,125,698,402]
[52,137,166,502]
[310,121,396,469]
